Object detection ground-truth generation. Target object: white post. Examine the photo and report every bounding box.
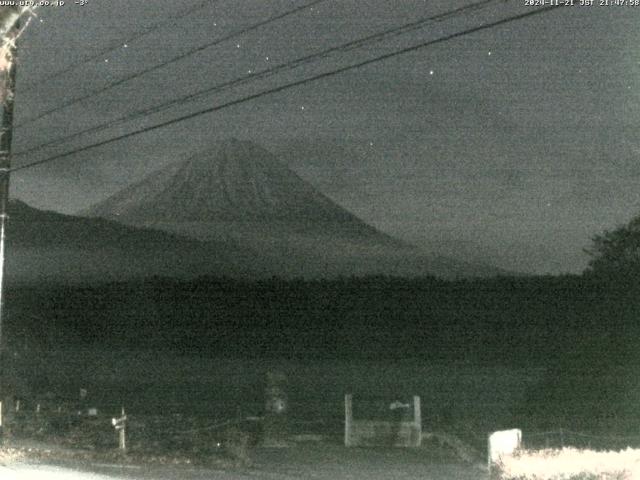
[344,394,353,447]
[118,407,126,452]
[413,395,421,447]
[119,425,126,451]
[488,429,522,472]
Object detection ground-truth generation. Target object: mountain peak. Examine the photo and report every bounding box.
[195,137,265,163]
[83,139,378,229]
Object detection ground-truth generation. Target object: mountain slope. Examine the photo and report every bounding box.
[4,200,264,284]
[82,138,504,279]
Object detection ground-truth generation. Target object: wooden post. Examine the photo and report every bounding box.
[112,406,127,453]
[344,394,353,447]
[118,407,126,452]
[413,395,421,447]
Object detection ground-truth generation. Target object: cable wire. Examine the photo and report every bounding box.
[14,0,500,158]
[16,0,326,128]
[11,5,560,174]
[20,0,217,91]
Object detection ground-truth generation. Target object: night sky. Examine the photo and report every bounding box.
[7,0,640,275]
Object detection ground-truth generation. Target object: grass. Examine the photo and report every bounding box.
[6,409,256,468]
[9,352,640,477]
[18,351,545,433]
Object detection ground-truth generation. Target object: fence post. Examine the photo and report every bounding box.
[112,407,127,453]
[413,395,421,447]
[119,407,127,452]
[344,394,353,447]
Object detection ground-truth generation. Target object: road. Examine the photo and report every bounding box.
[1,462,254,480]
[0,443,488,479]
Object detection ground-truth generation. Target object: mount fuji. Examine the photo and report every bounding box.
[82,139,504,279]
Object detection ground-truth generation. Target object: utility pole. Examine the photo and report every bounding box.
[0,6,27,437]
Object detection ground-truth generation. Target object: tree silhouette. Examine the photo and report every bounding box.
[585,215,640,278]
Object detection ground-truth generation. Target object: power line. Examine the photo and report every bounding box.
[15,0,326,128]
[11,5,560,175]
[14,0,501,159]
[20,0,216,91]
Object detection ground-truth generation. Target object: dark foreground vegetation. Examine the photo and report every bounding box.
[5,273,638,366]
[1,271,638,437]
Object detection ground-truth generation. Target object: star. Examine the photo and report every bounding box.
[429,70,434,75]
[488,51,492,56]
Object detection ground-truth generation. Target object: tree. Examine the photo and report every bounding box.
[584,214,640,277]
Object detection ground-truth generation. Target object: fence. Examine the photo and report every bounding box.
[7,392,640,462]
[7,393,425,453]
[3,395,337,454]
[344,394,422,447]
